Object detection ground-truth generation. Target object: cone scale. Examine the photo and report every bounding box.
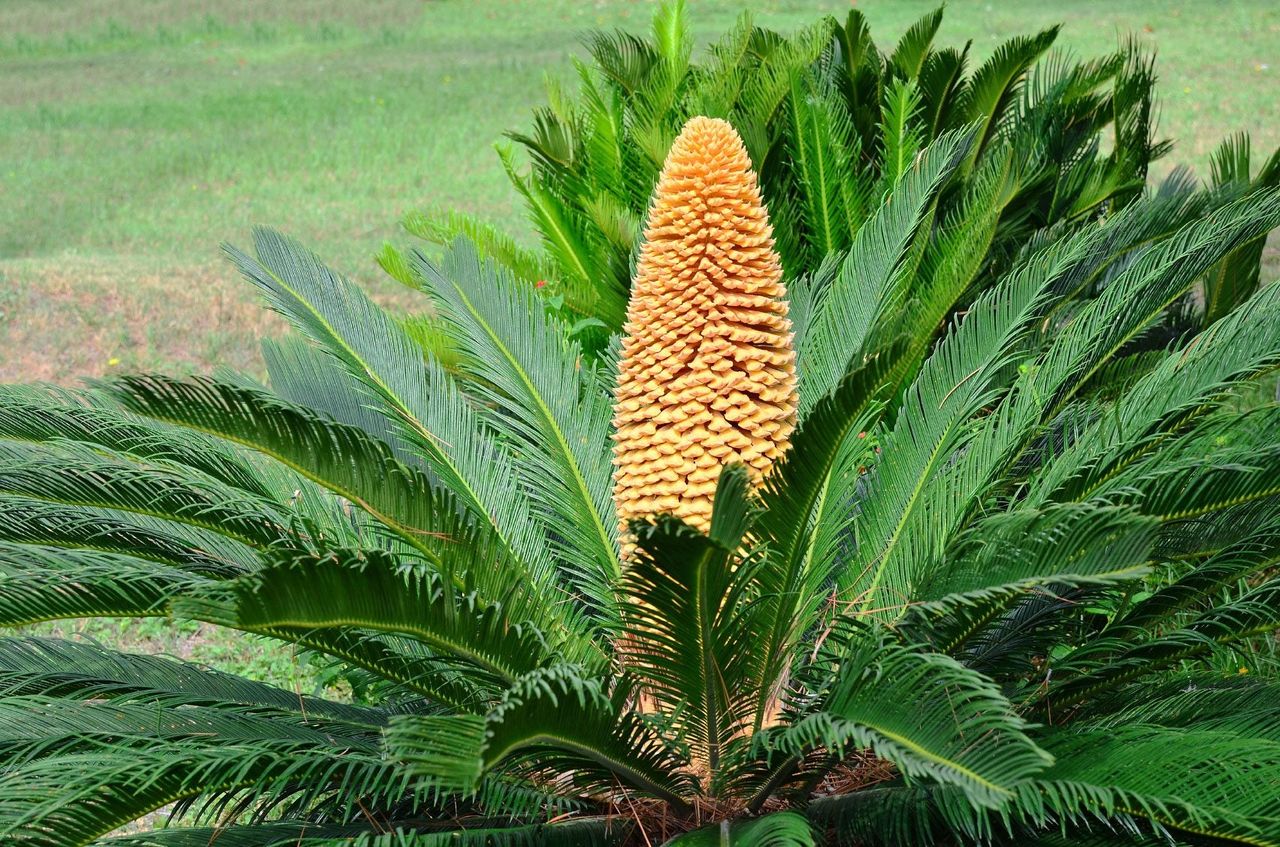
[612,117,798,543]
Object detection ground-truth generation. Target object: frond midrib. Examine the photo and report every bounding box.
[484,732,691,812]
[231,614,520,685]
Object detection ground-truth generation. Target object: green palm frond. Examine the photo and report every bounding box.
[751,348,903,732]
[834,205,1076,620]
[1025,279,1280,507]
[179,546,597,690]
[860,191,1280,621]
[1119,518,1280,630]
[0,637,376,724]
[0,384,273,499]
[0,496,257,575]
[905,504,1156,654]
[651,0,690,70]
[410,241,620,618]
[399,208,556,287]
[903,143,1021,368]
[0,741,417,847]
[797,128,971,412]
[261,335,437,464]
[0,544,208,627]
[0,694,378,770]
[387,665,693,808]
[784,69,865,266]
[1030,190,1280,420]
[828,10,883,154]
[917,46,968,137]
[887,8,943,81]
[813,754,1275,847]
[0,442,286,550]
[772,626,1050,810]
[876,78,925,194]
[1031,726,1280,843]
[498,145,627,327]
[1202,133,1280,325]
[98,823,386,847]
[105,374,470,564]
[1043,574,1280,704]
[620,467,760,786]
[667,811,815,846]
[1091,671,1280,725]
[958,27,1060,160]
[224,229,562,601]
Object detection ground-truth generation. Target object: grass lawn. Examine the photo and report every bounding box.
[2,0,1278,384]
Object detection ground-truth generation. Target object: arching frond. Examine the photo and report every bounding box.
[959,27,1060,159]
[410,241,620,620]
[904,504,1156,655]
[0,496,257,576]
[1202,133,1280,326]
[0,741,418,847]
[0,543,208,627]
[386,665,694,808]
[224,228,560,600]
[798,128,971,412]
[0,637,379,724]
[666,811,815,846]
[400,207,556,287]
[1046,576,1280,707]
[772,627,1050,809]
[176,546,599,689]
[0,384,272,499]
[751,348,903,732]
[1026,279,1280,507]
[887,8,943,81]
[0,442,288,551]
[1120,519,1280,630]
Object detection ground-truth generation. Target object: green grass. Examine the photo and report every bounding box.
[2,0,1277,382]
[1,0,1277,690]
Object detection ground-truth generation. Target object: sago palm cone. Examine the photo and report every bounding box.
[612,116,798,545]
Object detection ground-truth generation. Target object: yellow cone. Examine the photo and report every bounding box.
[612,117,798,544]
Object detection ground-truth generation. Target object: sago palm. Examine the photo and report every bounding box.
[2,114,1280,846]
